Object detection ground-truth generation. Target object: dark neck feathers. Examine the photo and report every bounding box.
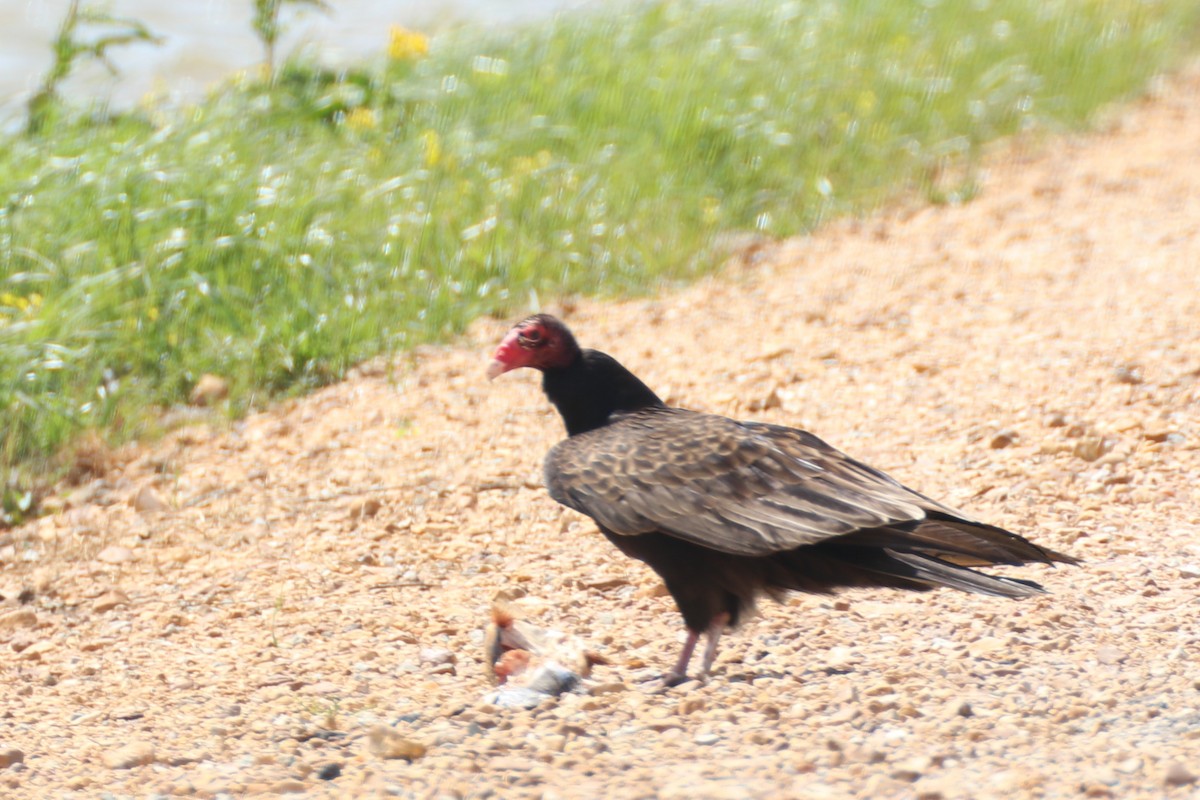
[542,349,664,436]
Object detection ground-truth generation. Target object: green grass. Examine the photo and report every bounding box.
[2,0,1199,520]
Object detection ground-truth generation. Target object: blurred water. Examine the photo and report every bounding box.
[0,0,598,124]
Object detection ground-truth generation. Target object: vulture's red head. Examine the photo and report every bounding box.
[486,314,580,379]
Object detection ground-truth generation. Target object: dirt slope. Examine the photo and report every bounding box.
[3,64,1200,799]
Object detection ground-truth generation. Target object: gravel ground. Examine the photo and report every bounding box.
[3,65,1200,800]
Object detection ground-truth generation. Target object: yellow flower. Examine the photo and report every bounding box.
[421,129,441,167]
[856,90,877,116]
[147,306,159,322]
[345,107,378,131]
[1,292,29,311]
[512,150,554,175]
[388,26,429,62]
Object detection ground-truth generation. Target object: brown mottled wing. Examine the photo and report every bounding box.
[544,406,975,557]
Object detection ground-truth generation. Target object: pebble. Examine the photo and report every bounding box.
[590,682,627,695]
[420,647,456,666]
[989,429,1019,449]
[1142,423,1172,443]
[347,497,382,519]
[1113,364,1143,384]
[828,705,859,724]
[92,589,130,613]
[270,778,308,793]
[1073,437,1108,462]
[489,756,535,772]
[824,646,860,669]
[1084,766,1117,789]
[96,546,135,564]
[303,681,342,695]
[967,636,1006,658]
[912,776,948,799]
[366,726,426,761]
[102,741,156,769]
[0,609,37,631]
[863,774,910,796]
[130,485,168,513]
[669,679,702,692]
[892,755,931,781]
[1164,761,1196,786]
[943,699,973,718]
[1115,757,1142,775]
[0,749,24,769]
[112,705,146,721]
[660,780,746,800]
[541,734,567,752]
[17,640,54,661]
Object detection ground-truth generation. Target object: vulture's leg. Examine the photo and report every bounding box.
[698,612,730,679]
[665,630,700,685]
[665,612,731,685]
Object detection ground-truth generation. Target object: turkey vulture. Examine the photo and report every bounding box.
[488,314,1077,683]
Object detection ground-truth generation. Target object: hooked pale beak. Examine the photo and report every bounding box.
[486,327,526,380]
[486,358,508,381]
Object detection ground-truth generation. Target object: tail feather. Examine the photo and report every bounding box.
[879,549,1047,598]
[839,515,1079,569]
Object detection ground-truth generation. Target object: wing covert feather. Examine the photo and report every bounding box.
[544,407,957,556]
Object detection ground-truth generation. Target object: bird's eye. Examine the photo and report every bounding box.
[520,328,543,345]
